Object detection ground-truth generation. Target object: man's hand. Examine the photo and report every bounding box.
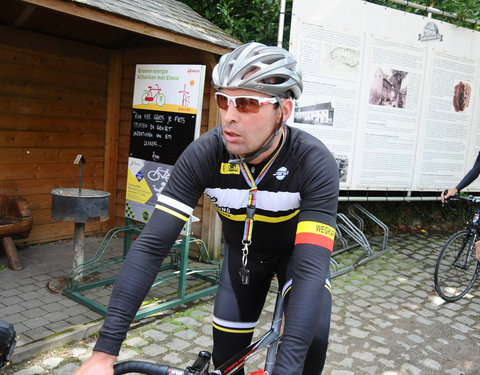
[441,188,458,204]
[475,241,480,263]
[72,351,116,375]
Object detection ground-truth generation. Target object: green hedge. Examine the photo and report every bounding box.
[338,200,472,235]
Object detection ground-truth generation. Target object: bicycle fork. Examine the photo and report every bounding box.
[264,290,283,374]
[453,230,477,270]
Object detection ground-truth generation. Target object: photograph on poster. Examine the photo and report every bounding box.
[334,154,349,183]
[452,81,471,112]
[369,66,408,108]
[294,101,335,125]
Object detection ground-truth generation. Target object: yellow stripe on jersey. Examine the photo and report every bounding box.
[214,207,300,223]
[282,283,332,298]
[295,221,335,252]
[155,204,189,222]
[212,322,255,334]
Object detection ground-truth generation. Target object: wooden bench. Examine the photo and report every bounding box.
[0,196,33,270]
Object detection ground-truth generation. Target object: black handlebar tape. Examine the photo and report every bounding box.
[113,361,180,375]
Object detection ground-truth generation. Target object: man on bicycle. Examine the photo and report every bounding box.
[74,42,339,375]
[441,151,480,203]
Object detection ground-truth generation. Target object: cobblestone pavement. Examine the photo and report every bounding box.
[1,233,480,375]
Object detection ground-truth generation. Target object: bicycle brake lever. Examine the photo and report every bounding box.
[441,189,449,208]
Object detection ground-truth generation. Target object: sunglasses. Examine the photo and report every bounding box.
[215,92,278,113]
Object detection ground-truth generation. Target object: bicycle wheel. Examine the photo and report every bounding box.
[156,93,166,107]
[113,361,184,375]
[434,229,480,302]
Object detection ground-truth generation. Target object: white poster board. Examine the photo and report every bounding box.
[289,0,480,193]
[126,64,205,222]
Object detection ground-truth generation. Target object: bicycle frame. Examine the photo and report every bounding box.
[113,288,284,375]
[144,84,162,102]
[452,229,477,270]
[214,288,283,375]
[456,197,480,267]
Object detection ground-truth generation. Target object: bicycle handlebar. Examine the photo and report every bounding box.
[113,349,215,375]
[444,193,480,204]
[113,361,179,375]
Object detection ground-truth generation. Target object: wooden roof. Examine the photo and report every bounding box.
[1,0,240,53]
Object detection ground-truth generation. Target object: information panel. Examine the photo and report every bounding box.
[289,0,480,193]
[126,64,205,222]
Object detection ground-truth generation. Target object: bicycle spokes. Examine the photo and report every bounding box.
[434,230,480,302]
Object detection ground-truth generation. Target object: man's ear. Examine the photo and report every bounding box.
[280,98,294,122]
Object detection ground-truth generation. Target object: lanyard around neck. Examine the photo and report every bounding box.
[239,126,287,245]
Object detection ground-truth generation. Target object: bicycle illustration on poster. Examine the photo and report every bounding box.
[126,64,205,223]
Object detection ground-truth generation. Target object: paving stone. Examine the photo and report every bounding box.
[400,363,421,375]
[12,366,45,375]
[347,327,369,339]
[143,329,168,342]
[351,351,375,362]
[41,357,63,369]
[173,329,198,340]
[175,316,201,327]
[2,233,480,375]
[52,362,80,375]
[125,336,149,348]
[407,334,424,343]
[71,348,89,358]
[142,343,168,356]
[422,358,441,370]
[156,322,178,333]
[168,337,190,351]
[117,348,139,362]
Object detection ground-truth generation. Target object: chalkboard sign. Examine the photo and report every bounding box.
[129,108,196,164]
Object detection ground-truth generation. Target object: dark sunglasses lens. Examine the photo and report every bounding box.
[216,94,229,110]
[235,97,260,113]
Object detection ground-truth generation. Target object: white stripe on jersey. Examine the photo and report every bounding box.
[204,188,300,212]
[157,194,194,216]
[212,315,257,330]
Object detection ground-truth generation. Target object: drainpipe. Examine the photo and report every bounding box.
[277,0,286,47]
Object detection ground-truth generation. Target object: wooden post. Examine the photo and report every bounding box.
[1,237,23,271]
[103,49,123,231]
[73,222,85,279]
[200,51,224,260]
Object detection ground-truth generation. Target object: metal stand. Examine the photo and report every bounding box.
[331,204,391,278]
[63,217,220,321]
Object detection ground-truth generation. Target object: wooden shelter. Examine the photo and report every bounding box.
[0,0,240,257]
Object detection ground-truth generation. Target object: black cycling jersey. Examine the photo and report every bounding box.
[94,125,339,374]
[456,151,480,191]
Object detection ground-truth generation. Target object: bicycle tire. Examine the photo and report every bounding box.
[156,93,166,107]
[113,360,184,375]
[434,229,480,302]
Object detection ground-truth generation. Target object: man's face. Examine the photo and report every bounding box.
[218,88,282,161]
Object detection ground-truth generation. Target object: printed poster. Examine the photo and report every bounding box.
[289,0,480,193]
[125,64,205,222]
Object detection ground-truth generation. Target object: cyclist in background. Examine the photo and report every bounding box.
[442,151,480,263]
[441,151,480,203]
[74,42,339,375]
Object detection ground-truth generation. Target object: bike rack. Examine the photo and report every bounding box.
[331,204,391,278]
[63,217,220,320]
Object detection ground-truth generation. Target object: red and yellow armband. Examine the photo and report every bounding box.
[295,221,336,253]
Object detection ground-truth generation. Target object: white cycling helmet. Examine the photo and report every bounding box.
[212,42,303,99]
